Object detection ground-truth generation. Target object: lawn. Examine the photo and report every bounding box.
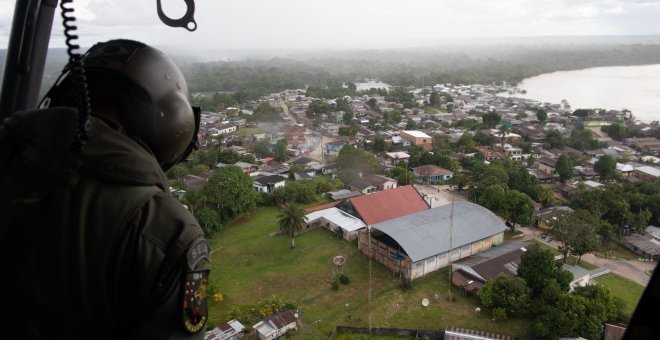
[565,256,598,270]
[595,273,645,320]
[237,127,263,137]
[207,206,533,338]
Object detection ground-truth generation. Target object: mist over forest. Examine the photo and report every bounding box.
[3,36,660,98]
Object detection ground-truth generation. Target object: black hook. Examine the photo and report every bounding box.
[157,0,197,31]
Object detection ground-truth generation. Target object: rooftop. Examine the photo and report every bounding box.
[306,207,366,232]
[349,185,428,225]
[403,130,432,138]
[372,201,508,262]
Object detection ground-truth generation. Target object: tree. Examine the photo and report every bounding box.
[405,118,417,130]
[429,91,441,107]
[555,154,574,183]
[203,166,257,221]
[218,149,240,164]
[373,135,386,153]
[191,164,210,175]
[517,245,573,296]
[194,207,221,235]
[508,165,541,201]
[274,139,288,162]
[594,155,617,181]
[481,111,501,129]
[481,274,531,317]
[167,164,189,179]
[538,187,556,207]
[367,98,378,110]
[545,129,565,149]
[536,109,548,123]
[253,140,273,158]
[478,185,507,212]
[342,111,354,125]
[240,153,256,164]
[497,125,509,151]
[503,190,535,230]
[277,204,307,248]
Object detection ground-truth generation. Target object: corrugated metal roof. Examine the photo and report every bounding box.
[350,185,428,225]
[306,208,366,232]
[372,201,507,262]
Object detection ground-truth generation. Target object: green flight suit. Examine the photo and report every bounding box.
[0,107,210,339]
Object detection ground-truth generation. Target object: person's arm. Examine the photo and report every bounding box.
[122,192,210,339]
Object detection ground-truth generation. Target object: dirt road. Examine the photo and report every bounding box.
[517,226,656,286]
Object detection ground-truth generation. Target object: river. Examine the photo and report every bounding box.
[513,64,660,123]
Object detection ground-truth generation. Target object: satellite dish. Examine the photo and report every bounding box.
[422,298,429,307]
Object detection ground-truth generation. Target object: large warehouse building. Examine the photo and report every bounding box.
[358,201,508,280]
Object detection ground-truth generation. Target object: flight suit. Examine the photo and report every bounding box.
[0,107,210,339]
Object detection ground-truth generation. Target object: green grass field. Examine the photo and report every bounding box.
[207,206,532,338]
[595,273,645,319]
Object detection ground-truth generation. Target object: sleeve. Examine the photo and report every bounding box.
[125,192,210,340]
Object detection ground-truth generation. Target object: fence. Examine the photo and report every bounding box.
[334,326,443,339]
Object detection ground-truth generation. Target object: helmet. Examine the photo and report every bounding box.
[43,39,199,171]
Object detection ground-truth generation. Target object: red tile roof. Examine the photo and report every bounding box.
[349,185,429,225]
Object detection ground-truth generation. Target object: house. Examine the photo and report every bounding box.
[634,166,660,182]
[451,241,528,294]
[305,207,366,240]
[400,130,433,151]
[537,157,557,177]
[347,180,377,194]
[253,310,297,340]
[362,174,398,191]
[205,320,246,340]
[412,164,453,183]
[253,175,286,194]
[384,151,410,164]
[325,140,346,156]
[621,226,660,261]
[535,206,574,230]
[182,174,208,189]
[328,189,362,201]
[290,156,322,169]
[358,201,507,280]
[216,123,237,135]
[338,185,429,226]
[228,145,246,155]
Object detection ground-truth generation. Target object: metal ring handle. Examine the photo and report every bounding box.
[157,0,197,31]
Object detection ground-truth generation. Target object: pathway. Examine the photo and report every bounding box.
[517,226,656,286]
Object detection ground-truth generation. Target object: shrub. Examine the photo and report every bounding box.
[492,307,507,321]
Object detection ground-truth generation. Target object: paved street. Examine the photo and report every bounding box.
[517,226,656,286]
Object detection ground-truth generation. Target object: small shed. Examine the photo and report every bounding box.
[306,207,366,241]
[253,310,297,340]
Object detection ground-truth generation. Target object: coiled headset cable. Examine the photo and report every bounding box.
[60,0,91,151]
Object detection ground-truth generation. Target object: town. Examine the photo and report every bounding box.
[172,82,659,340]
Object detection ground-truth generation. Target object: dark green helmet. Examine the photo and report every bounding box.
[43,39,198,171]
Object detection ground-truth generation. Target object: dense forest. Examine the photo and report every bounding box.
[4,41,660,100]
[179,43,660,95]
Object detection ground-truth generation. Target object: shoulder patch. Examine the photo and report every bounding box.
[187,238,210,270]
[181,269,210,334]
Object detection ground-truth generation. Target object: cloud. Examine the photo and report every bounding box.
[1,0,660,50]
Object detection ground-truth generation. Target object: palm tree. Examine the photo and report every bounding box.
[497,125,509,151]
[277,204,307,248]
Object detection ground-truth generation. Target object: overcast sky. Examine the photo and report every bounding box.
[2,0,660,52]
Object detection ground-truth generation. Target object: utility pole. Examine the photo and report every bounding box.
[448,193,454,299]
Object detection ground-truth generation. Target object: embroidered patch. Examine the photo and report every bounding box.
[187,238,210,270]
[182,269,209,334]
